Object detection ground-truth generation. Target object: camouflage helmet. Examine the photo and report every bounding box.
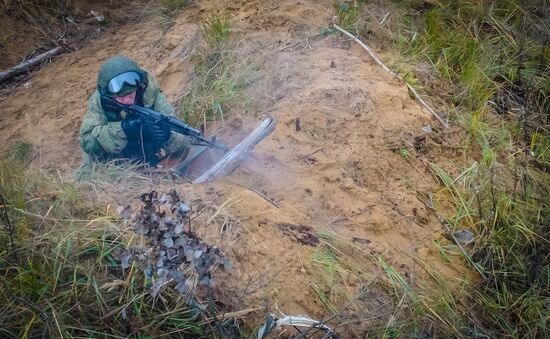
[97,56,144,96]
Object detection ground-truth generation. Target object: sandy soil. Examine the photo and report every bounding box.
[0,0,468,335]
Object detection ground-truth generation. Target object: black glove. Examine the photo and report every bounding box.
[121,115,142,139]
[144,121,171,144]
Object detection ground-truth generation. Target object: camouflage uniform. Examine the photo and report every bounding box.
[75,56,189,180]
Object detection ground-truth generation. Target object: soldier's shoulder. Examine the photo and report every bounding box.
[86,90,102,112]
[142,70,162,104]
[143,70,160,89]
[88,89,101,108]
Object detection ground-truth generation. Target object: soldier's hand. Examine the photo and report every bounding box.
[121,115,142,139]
[145,121,171,144]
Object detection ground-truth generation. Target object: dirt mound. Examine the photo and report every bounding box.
[0,0,468,334]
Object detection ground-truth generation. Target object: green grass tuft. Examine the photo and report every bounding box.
[202,14,231,47]
[178,14,245,129]
[377,257,418,305]
[334,1,361,33]
[9,140,33,162]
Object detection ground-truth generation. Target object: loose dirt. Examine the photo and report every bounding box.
[0,0,469,335]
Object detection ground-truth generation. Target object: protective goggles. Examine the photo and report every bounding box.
[106,71,141,95]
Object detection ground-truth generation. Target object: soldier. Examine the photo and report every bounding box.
[76,56,189,180]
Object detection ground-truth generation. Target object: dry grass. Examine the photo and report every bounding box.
[327,0,550,337]
[0,159,250,337]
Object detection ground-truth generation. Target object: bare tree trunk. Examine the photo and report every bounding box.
[0,46,64,83]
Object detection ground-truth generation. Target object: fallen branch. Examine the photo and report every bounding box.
[296,148,325,162]
[332,24,449,129]
[241,185,281,209]
[0,46,64,83]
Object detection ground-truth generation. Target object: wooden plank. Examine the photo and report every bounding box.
[193,116,277,184]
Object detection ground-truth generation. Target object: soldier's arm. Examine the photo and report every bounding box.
[79,92,128,157]
[147,75,192,152]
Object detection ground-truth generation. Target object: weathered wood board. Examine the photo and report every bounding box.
[193,116,277,184]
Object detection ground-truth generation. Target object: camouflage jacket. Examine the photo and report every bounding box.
[78,71,175,161]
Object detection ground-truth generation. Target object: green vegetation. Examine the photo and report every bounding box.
[202,14,231,46]
[180,16,244,128]
[307,232,473,337]
[154,0,190,30]
[404,2,549,337]
[333,0,549,337]
[8,140,33,162]
[404,1,548,114]
[334,1,361,33]
[0,161,211,337]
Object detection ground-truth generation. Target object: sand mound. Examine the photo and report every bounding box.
[0,0,467,334]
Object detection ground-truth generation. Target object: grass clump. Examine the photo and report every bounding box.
[332,1,549,336]
[8,140,33,162]
[160,0,188,13]
[180,51,242,128]
[402,3,550,336]
[402,1,548,118]
[334,1,361,33]
[309,233,470,337]
[0,160,212,337]
[180,15,245,129]
[430,155,550,337]
[146,0,189,31]
[202,14,231,47]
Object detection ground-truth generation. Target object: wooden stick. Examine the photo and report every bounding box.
[241,185,281,209]
[296,148,325,162]
[193,116,277,183]
[332,24,449,129]
[202,307,262,322]
[0,46,64,83]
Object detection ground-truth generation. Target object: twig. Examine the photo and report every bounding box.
[0,194,17,257]
[329,205,374,224]
[332,24,449,129]
[297,148,325,162]
[379,12,391,26]
[416,194,487,279]
[241,186,280,209]
[202,307,262,322]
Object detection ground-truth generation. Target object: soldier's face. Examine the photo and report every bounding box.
[114,91,137,105]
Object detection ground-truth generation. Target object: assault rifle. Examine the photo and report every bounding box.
[102,96,229,151]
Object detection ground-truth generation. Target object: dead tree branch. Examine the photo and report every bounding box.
[333,24,449,129]
[0,46,64,83]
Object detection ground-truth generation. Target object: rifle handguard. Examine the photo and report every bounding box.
[102,96,229,151]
